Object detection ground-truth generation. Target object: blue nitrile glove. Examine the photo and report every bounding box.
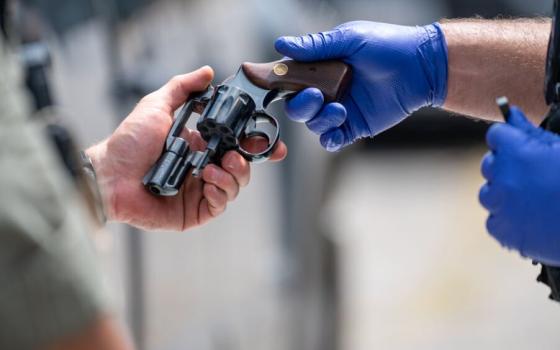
[275,21,448,151]
[480,106,560,266]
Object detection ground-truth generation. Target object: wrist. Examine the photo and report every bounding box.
[421,22,449,107]
[85,141,118,222]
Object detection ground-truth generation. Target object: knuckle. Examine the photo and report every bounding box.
[229,182,240,200]
[485,124,501,144]
[222,151,240,170]
[224,152,250,185]
[169,75,183,85]
[213,205,226,217]
[242,169,251,187]
[481,154,494,179]
[478,184,488,202]
[346,25,365,40]
[479,185,494,210]
[305,119,323,135]
[206,193,226,215]
[203,183,215,199]
[211,168,225,185]
[485,216,497,235]
[139,92,157,105]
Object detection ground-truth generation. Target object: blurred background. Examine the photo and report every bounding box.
[14,0,560,349]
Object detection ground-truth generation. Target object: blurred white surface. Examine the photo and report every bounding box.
[324,148,560,350]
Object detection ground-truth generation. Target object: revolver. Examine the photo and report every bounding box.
[143,59,352,196]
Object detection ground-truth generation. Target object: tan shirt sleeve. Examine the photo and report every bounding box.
[0,41,111,349]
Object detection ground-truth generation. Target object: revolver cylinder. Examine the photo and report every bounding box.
[197,85,255,155]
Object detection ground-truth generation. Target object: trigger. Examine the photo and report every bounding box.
[247,113,278,142]
[237,112,280,163]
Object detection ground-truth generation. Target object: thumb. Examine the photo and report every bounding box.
[147,66,214,114]
[507,106,536,132]
[508,105,560,144]
[275,29,347,62]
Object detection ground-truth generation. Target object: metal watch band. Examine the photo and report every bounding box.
[79,150,107,225]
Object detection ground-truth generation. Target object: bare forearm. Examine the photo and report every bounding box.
[441,19,550,124]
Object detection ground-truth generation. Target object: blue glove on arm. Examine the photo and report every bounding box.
[275,21,448,151]
[480,107,560,266]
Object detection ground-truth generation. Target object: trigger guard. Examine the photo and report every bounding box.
[237,113,280,163]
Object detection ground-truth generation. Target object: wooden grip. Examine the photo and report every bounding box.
[241,59,352,103]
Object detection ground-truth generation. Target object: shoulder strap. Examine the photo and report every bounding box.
[1,0,7,38]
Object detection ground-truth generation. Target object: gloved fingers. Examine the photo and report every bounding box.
[507,106,537,132]
[198,199,225,225]
[506,106,560,144]
[485,215,501,240]
[318,94,372,151]
[479,182,503,213]
[285,88,324,122]
[480,151,495,181]
[342,92,373,137]
[306,102,347,135]
[275,29,346,61]
[486,122,528,152]
[485,214,520,251]
[320,127,349,152]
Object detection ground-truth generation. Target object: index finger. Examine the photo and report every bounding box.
[285,88,324,122]
[486,122,528,152]
[481,151,495,181]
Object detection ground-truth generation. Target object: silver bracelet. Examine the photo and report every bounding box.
[79,150,107,225]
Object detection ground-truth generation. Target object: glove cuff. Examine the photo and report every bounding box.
[421,22,449,107]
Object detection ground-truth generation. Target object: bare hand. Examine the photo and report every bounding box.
[86,67,287,231]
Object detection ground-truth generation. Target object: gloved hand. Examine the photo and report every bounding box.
[480,106,560,266]
[275,21,448,151]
